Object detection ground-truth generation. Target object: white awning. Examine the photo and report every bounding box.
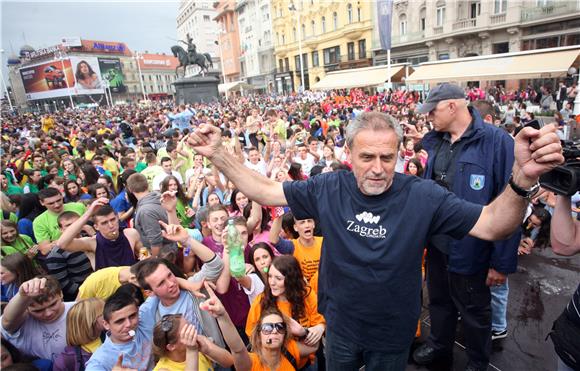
[312,63,412,90]
[406,45,580,83]
[218,80,254,93]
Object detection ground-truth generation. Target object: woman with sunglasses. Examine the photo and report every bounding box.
[152,314,233,371]
[249,307,318,371]
[245,255,325,369]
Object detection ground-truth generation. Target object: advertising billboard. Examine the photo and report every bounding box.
[20,59,75,100]
[61,36,82,47]
[69,56,105,95]
[98,57,126,93]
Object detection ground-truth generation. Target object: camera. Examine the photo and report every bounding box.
[539,140,580,196]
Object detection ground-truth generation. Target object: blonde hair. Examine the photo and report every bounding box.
[66,298,105,346]
[0,192,12,211]
[250,307,292,367]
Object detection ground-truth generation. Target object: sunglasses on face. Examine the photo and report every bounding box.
[260,322,286,335]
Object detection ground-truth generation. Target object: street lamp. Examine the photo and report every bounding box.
[568,67,580,116]
[54,49,75,109]
[288,2,305,93]
[133,51,147,102]
[0,49,14,111]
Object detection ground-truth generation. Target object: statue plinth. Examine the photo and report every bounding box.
[173,73,220,104]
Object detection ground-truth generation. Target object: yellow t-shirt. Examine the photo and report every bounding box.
[154,354,213,371]
[77,266,126,300]
[81,337,102,353]
[292,236,322,283]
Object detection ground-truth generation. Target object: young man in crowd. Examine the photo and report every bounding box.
[56,198,139,269]
[1,276,74,361]
[152,156,184,191]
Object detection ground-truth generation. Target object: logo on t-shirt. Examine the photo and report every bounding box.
[347,211,387,239]
[470,174,485,190]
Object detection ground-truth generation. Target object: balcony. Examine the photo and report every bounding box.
[490,13,506,25]
[452,18,476,31]
[323,53,373,73]
[433,26,444,34]
[392,31,425,46]
[521,2,580,22]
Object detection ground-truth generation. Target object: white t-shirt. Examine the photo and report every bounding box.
[151,171,184,191]
[293,154,316,175]
[244,160,268,176]
[0,301,74,360]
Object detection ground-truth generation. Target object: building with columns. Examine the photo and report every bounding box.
[272,0,374,93]
[214,0,242,83]
[375,0,580,88]
[236,0,276,92]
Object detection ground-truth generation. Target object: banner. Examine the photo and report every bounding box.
[69,56,105,95]
[20,59,75,100]
[377,0,394,50]
[98,57,126,93]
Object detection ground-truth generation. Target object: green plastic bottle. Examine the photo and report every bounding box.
[227,219,246,278]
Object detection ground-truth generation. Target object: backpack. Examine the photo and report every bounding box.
[548,310,580,369]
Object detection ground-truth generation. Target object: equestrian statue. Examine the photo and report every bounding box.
[171,33,214,78]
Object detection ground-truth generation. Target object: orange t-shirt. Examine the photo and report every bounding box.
[249,340,300,371]
[291,236,322,283]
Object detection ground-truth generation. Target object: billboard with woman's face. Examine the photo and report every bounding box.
[19,59,75,100]
[69,56,104,95]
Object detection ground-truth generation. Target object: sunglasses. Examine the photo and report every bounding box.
[161,314,182,345]
[260,322,286,335]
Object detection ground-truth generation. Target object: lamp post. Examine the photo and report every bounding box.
[215,38,228,96]
[55,49,75,109]
[0,49,14,111]
[134,51,147,102]
[288,2,305,93]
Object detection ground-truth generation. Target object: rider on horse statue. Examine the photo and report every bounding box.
[180,33,196,65]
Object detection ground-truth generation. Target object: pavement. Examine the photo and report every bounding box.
[406,247,580,371]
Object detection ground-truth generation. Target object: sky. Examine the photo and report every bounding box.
[0,0,180,82]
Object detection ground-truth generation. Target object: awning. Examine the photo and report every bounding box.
[218,80,254,93]
[312,63,412,90]
[406,45,580,83]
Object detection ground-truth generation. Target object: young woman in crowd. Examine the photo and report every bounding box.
[229,189,249,217]
[161,175,194,229]
[53,298,106,371]
[405,158,424,177]
[16,193,46,241]
[0,252,38,304]
[64,179,91,203]
[519,206,552,255]
[97,175,116,198]
[1,220,37,258]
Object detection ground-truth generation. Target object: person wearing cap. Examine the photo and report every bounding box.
[186,109,563,370]
[412,83,520,371]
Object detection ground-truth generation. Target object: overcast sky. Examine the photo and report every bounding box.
[1,0,180,82]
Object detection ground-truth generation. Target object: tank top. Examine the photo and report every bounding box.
[94,229,137,270]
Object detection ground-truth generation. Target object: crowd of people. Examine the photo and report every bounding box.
[0,81,576,371]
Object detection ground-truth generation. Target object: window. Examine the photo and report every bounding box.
[347,42,355,60]
[284,58,290,71]
[293,27,297,41]
[203,15,210,21]
[333,12,338,30]
[492,42,509,54]
[347,4,353,23]
[282,34,286,44]
[399,14,407,35]
[357,7,361,22]
[279,59,284,71]
[420,7,426,31]
[436,6,445,26]
[536,0,549,6]
[421,17,426,31]
[295,55,301,70]
[438,52,449,60]
[323,46,340,65]
[311,20,316,35]
[321,16,326,32]
[301,24,306,39]
[276,32,280,45]
[312,51,319,67]
[494,0,507,13]
[358,39,366,59]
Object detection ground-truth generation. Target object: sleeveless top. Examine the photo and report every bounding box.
[94,229,137,270]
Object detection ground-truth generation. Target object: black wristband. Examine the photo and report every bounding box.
[508,174,540,200]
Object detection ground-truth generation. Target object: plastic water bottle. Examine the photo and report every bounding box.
[227,220,245,278]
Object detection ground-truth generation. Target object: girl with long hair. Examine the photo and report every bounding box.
[1,220,37,258]
[1,253,39,304]
[161,175,194,229]
[64,180,91,203]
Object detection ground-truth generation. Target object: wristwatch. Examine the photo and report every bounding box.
[508,174,540,200]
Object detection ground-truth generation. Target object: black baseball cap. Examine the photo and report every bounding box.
[417,83,466,114]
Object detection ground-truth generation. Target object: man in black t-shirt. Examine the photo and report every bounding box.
[186,111,563,371]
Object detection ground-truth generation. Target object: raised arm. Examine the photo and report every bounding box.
[56,198,109,253]
[187,124,287,207]
[469,125,563,240]
[2,277,47,333]
[550,195,580,255]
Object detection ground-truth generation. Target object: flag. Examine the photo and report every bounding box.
[377,0,394,50]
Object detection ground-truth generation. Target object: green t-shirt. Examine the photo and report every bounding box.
[1,235,34,256]
[135,162,148,173]
[32,202,86,243]
[140,165,163,186]
[5,184,23,195]
[0,212,18,223]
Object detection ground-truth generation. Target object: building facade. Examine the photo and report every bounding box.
[137,53,180,100]
[236,0,276,92]
[379,0,580,88]
[214,0,242,83]
[177,0,220,58]
[272,0,374,93]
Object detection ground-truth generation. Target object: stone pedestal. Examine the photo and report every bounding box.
[173,73,220,104]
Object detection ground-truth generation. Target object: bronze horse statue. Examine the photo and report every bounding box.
[171,45,213,78]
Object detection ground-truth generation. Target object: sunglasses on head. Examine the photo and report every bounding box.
[161,314,182,345]
[260,322,286,335]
